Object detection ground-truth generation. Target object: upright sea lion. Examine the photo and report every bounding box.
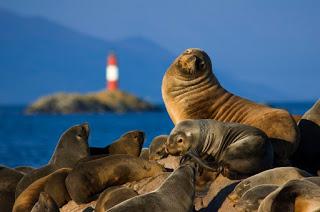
[65,154,165,204]
[258,179,320,212]
[15,123,90,198]
[107,162,196,212]
[162,48,299,165]
[166,119,273,179]
[13,168,71,212]
[292,99,320,174]
[228,167,312,202]
[31,192,59,212]
[234,184,279,212]
[95,186,138,212]
[149,135,169,161]
[89,130,145,157]
[0,166,24,212]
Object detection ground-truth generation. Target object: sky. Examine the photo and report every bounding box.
[0,0,319,101]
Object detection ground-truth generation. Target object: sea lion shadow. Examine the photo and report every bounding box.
[291,119,320,173]
[198,181,239,212]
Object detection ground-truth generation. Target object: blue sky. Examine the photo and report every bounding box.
[0,0,319,101]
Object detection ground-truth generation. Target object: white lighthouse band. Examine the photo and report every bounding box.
[106,65,119,81]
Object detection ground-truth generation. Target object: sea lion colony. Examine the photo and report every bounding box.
[1,49,320,212]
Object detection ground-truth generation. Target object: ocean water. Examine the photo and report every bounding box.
[0,101,315,168]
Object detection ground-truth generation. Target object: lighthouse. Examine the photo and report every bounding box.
[106,53,119,91]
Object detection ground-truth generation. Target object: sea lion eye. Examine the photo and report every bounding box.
[199,61,205,69]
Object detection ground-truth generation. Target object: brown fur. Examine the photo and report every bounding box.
[149,135,168,161]
[13,168,71,212]
[0,166,24,212]
[65,154,165,204]
[95,186,138,212]
[228,167,312,203]
[162,48,299,165]
[107,163,196,212]
[31,192,59,212]
[15,123,90,198]
[258,179,320,212]
[89,130,145,157]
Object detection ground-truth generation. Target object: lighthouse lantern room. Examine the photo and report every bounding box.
[106,53,119,91]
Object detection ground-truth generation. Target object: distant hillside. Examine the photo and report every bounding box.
[0,8,287,104]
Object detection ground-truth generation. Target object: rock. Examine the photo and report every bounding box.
[195,174,239,211]
[26,90,160,114]
[60,200,96,212]
[156,155,181,170]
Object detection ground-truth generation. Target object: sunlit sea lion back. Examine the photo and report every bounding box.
[162,48,299,164]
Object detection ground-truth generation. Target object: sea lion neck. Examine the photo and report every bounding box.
[162,67,228,123]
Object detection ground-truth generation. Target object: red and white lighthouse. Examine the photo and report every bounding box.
[106,53,119,91]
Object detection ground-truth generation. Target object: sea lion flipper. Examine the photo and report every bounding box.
[183,150,218,172]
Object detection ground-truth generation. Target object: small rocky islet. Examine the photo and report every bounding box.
[2,48,320,212]
[26,90,160,114]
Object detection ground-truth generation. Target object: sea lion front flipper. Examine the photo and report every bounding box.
[184,150,219,172]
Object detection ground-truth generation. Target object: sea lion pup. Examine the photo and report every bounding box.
[13,168,71,212]
[31,192,59,212]
[166,119,273,179]
[258,179,320,212]
[65,154,165,204]
[162,48,299,165]
[228,167,312,202]
[234,184,279,212]
[149,135,169,161]
[95,186,138,212]
[15,166,35,175]
[0,166,24,212]
[106,161,196,212]
[292,99,320,174]
[139,148,149,160]
[89,130,145,157]
[15,123,90,198]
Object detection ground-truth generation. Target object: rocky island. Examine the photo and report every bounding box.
[26,90,160,114]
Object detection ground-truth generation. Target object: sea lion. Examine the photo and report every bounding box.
[258,179,320,212]
[292,99,320,174]
[15,123,90,198]
[13,168,71,212]
[149,135,168,161]
[162,48,299,165]
[302,177,320,187]
[139,148,149,160]
[65,154,165,204]
[234,184,279,212]
[89,130,145,157]
[0,166,24,212]
[228,167,312,202]
[107,162,196,212]
[166,119,273,179]
[15,166,35,175]
[95,186,138,212]
[31,192,59,212]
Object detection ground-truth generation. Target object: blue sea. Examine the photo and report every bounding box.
[0,102,315,168]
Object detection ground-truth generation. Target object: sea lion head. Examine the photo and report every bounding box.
[50,123,90,167]
[31,192,59,212]
[166,120,201,156]
[149,135,169,161]
[169,48,213,79]
[120,130,145,147]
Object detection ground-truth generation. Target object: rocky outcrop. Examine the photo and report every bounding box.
[26,90,160,114]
